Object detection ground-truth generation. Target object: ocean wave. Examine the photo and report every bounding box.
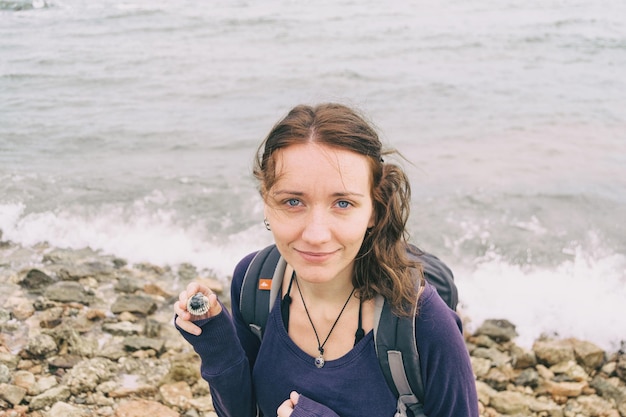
[0,201,269,277]
[0,0,52,11]
[457,242,626,353]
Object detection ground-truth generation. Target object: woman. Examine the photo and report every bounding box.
[174,103,479,417]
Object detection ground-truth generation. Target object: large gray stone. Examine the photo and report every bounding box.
[111,294,157,315]
[44,281,93,305]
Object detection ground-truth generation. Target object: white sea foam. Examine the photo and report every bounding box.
[0,202,270,281]
[457,246,626,353]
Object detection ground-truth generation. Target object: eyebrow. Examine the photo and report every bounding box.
[271,190,366,198]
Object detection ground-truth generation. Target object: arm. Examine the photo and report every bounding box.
[417,286,480,417]
[177,309,256,417]
[174,256,260,417]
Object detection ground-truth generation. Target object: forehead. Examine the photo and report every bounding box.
[272,143,372,191]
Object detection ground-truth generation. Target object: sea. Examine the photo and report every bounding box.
[1,0,625,352]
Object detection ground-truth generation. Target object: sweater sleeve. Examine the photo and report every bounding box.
[417,285,480,417]
[290,394,341,417]
[175,253,260,417]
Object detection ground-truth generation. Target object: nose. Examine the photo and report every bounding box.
[301,209,331,245]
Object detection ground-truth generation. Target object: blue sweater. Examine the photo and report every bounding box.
[178,252,479,417]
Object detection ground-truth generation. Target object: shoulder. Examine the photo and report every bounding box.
[230,251,259,299]
[415,281,464,343]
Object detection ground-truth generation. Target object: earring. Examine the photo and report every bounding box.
[264,218,271,231]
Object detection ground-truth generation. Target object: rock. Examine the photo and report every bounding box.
[48,354,83,369]
[475,380,497,406]
[541,380,588,398]
[471,347,511,367]
[29,384,71,410]
[6,296,35,320]
[514,368,539,387]
[510,343,537,369]
[115,277,143,294]
[38,306,64,328]
[111,295,157,316]
[44,281,93,305]
[550,360,589,382]
[31,375,58,396]
[114,399,179,417]
[102,321,144,336]
[590,375,626,415]
[565,394,620,417]
[616,351,626,381]
[123,336,164,354]
[143,283,172,298]
[489,390,532,415]
[0,383,27,405]
[159,381,192,408]
[188,395,215,412]
[20,269,55,290]
[108,384,158,399]
[475,319,518,342]
[98,341,128,361]
[48,326,98,357]
[533,339,576,366]
[65,357,117,395]
[160,353,201,384]
[0,308,11,327]
[570,339,605,371]
[527,396,563,417]
[0,364,10,383]
[12,370,35,393]
[470,334,499,348]
[483,366,512,390]
[25,334,58,358]
[470,357,491,378]
[47,401,88,417]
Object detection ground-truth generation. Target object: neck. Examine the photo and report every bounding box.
[288,267,355,305]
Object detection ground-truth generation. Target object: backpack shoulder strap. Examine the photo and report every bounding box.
[374,286,426,417]
[375,247,457,416]
[239,244,286,341]
[408,244,458,311]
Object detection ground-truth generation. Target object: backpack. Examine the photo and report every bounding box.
[239,244,458,417]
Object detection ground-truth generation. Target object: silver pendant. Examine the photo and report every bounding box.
[315,355,325,368]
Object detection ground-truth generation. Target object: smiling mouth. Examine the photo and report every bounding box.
[295,249,337,262]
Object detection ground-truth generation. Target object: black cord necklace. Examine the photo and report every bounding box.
[295,273,355,368]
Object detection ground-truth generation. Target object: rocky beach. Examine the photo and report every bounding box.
[0,234,624,417]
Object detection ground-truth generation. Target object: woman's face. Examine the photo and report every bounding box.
[264,142,375,285]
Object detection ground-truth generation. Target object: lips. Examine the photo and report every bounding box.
[295,249,337,263]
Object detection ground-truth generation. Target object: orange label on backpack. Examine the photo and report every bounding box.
[258,279,272,290]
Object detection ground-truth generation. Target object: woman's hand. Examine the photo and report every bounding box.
[277,391,299,417]
[174,281,222,336]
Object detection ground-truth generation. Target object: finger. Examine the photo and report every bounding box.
[186,281,211,298]
[277,398,295,417]
[289,391,299,405]
[207,293,222,316]
[175,315,202,336]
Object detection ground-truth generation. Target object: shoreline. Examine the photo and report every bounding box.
[0,239,624,416]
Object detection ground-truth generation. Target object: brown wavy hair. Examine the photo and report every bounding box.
[253,103,422,316]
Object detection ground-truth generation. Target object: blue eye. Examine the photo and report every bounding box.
[286,198,301,207]
[336,200,351,209]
